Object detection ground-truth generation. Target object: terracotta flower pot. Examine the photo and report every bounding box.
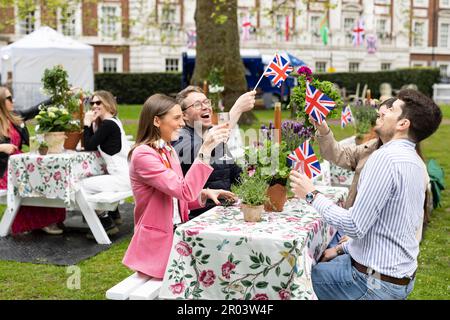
[264,183,287,212]
[38,146,48,155]
[211,112,218,125]
[241,204,264,222]
[64,131,82,150]
[44,132,66,154]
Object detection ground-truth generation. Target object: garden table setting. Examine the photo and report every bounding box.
[159,185,348,300]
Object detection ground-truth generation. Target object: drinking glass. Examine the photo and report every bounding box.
[217,112,233,161]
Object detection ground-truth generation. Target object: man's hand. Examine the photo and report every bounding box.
[309,115,330,136]
[201,189,237,206]
[289,170,315,200]
[229,91,256,128]
[339,235,350,244]
[319,247,339,262]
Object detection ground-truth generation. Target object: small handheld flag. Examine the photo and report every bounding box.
[287,140,321,179]
[254,53,293,90]
[341,105,353,128]
[305,82,336,125]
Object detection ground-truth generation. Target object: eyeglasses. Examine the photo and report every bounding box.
[5,96,13,103]
[90,100,102,106]
[185,99,212,111]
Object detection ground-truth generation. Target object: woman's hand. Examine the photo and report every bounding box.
[199,124,230,155]
[84,110,95,127]
[0,143,18,155]
[200,188,237,206]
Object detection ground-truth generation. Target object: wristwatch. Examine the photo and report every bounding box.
[335,244,345,255]
[198,152,210,164]
[305,190,321,205]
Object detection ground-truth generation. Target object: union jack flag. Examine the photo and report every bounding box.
[287,140,321,179]
[341,105,353,128]
[263,53,293,88]
[186,30,197,48]
[305,82,336,125]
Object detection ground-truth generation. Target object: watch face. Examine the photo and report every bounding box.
[305,193,314,204]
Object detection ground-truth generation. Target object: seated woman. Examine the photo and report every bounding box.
[122,94,235,278]
[0,86,65,235]
[82,90,131,236]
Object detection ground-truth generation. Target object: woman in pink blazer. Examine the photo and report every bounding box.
[123,94,234,278]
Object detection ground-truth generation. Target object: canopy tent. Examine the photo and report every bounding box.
[0,26,94,108]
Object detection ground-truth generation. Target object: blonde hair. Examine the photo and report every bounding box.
[176,86,205,111]
[0,87,22,138]
[128,94,178,160]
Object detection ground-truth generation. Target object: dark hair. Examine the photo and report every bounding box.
[176,86,205,111]
[128,94,178,160]
[397,89,442,142]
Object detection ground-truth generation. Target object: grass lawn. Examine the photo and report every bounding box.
[0,106,448,299]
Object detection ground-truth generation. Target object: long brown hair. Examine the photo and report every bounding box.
[0,86,22,139]
[128,94,178,160]
[91,90,117,128]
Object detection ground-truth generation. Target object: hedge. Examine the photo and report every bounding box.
[94,72,182,104]
[316,68,440,98]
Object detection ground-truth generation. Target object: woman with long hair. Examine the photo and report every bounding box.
[0,86,65,235]
[122,94,235,278]
[82,90,131,236]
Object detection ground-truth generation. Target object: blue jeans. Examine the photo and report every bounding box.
[311,254,415,300]
[327,230,343,248]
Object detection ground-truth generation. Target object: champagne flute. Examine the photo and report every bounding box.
[217,112,233,161]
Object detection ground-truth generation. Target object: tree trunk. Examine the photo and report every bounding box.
[193,0,256,125]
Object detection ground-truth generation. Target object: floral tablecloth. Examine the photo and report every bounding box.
[159,186,348,300]
[7,151,107,206]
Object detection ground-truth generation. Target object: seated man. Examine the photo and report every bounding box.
[172,86,255,218]
[290,89,442,300]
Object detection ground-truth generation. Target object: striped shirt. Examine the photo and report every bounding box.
[313,139,425,278]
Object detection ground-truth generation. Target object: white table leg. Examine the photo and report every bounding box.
[0,194,22,237]
[75,189,111,245]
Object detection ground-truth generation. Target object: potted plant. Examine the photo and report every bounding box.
[38,141,49,155]
[38,65,82,151]
[231,172,268,222]
[351,100,378,145]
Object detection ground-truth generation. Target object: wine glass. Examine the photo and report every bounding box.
[217,112,233,161]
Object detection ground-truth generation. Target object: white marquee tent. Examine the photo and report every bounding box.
[0,26,94,108]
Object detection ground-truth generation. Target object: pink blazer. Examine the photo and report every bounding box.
[122,144,213,278]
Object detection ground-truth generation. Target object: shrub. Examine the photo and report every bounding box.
[94,73,182,104]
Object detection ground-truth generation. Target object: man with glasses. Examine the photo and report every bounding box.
[173,86,256,218]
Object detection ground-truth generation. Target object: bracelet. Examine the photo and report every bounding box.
[335,244,344,255]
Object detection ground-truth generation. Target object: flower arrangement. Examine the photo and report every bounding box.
[36,65,81,133]
[207,67,225,113]
[351,99,379,140]
[290,66,343,129]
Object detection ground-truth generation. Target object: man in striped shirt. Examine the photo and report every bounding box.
[290,89,442,300]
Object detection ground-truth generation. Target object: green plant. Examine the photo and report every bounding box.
[231,172,268,206]
[207,67,225,112]
[38,141,48,148]
[35,106,74,133]
[351,101,378,139]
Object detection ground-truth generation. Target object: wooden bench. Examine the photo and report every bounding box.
[106,273,162,300]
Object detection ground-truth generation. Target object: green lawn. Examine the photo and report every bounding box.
[0,106,448,299]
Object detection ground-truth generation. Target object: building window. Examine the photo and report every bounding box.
[344,17,356,45]
[99,4,121,38]
[58,6,77,36]
[18,10,36,35]
[310,16,321,43]
[413,0,428,7]
[165,58,179,72]
[99,54,123,73]
[349,62,360,72]
[315,61,327,73]
[439,23,449,48]
[439,64,448,77]
[381,63,391,71]
[441,0,450,8]
[413,21,425,47]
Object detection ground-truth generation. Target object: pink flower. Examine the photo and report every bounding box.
[224,227,241,232]
[221,261,236,279]
[199,270,216,287]
[53,171,61,181]
[15,170,20,177]
[82,161,89,170]
[175,241,192,257]
[26,163,35,172]
[252,293,269,300]
[338,176,348,183]
[286,217,301,222]
[185,226,204,236]
[297,66,313,81]
[169,282,185,295]
[36,157,43,165]
[278,289,291,300]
